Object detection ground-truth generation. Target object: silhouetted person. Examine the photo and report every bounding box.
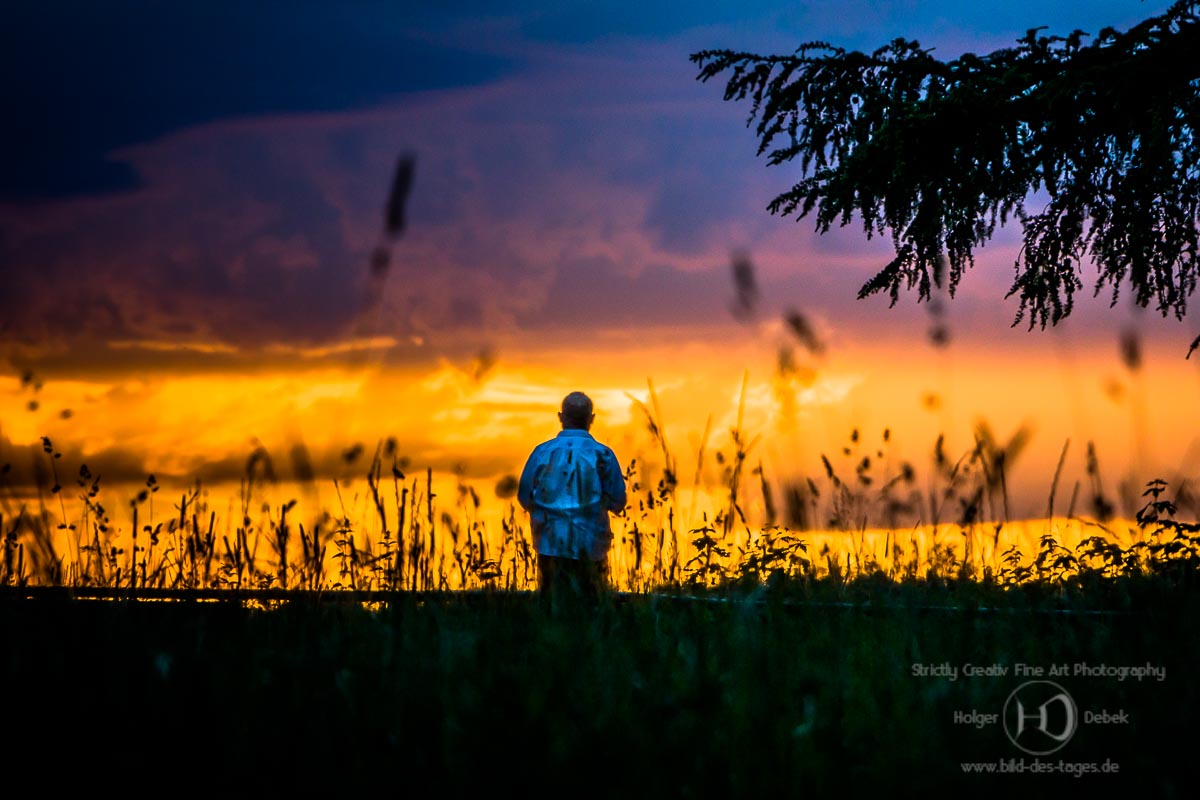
[518,391,626,604]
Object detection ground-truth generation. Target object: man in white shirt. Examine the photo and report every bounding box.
[518,392,627,601]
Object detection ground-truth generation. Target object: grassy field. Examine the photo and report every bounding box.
[3,580,1196,796]
[3,412,1199,796]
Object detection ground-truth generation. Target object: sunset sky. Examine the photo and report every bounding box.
[3,0,1197,522]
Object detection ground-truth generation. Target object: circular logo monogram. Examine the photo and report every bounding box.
[1002,680,1078,755]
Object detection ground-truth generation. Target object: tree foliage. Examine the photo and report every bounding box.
[692,1,1200,329]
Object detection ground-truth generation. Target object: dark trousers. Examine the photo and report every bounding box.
[537,554,609,603]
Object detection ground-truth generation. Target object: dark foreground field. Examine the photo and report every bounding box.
[3,579,1197,799]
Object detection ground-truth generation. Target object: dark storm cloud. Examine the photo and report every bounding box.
[0,428,515,490]
[0,128,368,354]
[3,1,1178,380]
[0,42,993,378]
[2,339,441,382]
[0,431,150,488]
[2,0,511,200]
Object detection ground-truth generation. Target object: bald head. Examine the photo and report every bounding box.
[559,391,595,430]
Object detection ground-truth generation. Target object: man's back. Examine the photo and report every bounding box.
[518,429,625,561]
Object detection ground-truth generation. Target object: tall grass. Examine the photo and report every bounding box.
[2,391,1198,601]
